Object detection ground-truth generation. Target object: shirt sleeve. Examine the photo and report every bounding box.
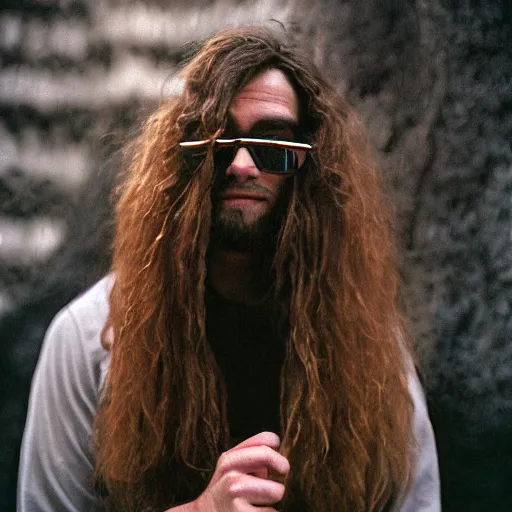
[17,302,107,512]
[395,368,441,512]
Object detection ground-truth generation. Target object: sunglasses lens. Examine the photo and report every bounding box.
[214,146,237,170]
[214,145,302,173]
[254,146,300,173]
[182,149,207,171]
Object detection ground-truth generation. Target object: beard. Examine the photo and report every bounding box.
[210,179,291,252]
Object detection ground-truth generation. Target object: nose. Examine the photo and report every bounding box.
[225,147,260,180]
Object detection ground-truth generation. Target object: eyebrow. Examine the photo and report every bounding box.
[225,115,300,138]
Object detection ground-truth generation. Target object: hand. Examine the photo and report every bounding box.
[193,431,290,512]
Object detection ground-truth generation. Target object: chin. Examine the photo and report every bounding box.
[220,206,266,228]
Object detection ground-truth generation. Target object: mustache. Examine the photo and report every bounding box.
[216,180,274,197]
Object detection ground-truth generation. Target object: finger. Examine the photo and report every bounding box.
[229,475,285,505]
[248,466,268,480]
[231,432,280,451]
[219,445,290,477]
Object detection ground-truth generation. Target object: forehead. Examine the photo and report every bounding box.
[228,68,300,133]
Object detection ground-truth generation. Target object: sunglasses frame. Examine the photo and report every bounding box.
[179,137,313,174]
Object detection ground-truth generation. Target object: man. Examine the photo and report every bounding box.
[18,26,440,511]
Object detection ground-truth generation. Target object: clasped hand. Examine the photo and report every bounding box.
[194,431,290,512]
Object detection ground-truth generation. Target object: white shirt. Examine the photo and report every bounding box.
[17,277,441,511]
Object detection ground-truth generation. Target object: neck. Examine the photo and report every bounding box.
[208,248,269,305]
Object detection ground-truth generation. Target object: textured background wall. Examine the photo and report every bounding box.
[1,0,511,510]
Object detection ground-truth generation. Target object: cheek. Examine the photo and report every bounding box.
[263,175,288,197]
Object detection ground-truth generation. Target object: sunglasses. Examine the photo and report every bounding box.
[179,138,313,175]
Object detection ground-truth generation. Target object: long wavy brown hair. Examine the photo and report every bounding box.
[94,26,414,511]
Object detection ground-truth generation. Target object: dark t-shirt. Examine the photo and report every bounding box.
[205,285,285,444]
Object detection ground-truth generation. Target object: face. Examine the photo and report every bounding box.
[211,68,300,251]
